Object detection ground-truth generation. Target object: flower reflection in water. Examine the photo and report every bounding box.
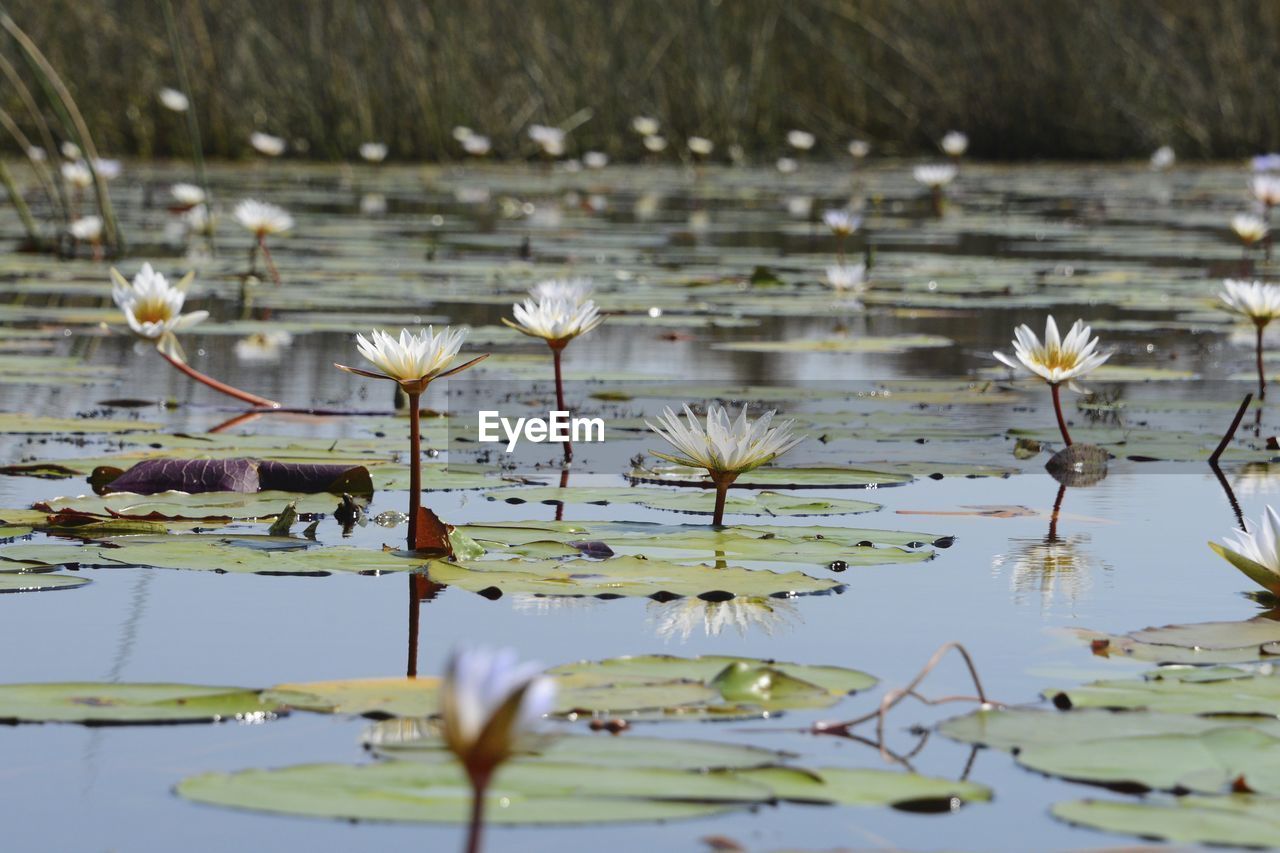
[991,485,1108,613]
[647,596,801,642]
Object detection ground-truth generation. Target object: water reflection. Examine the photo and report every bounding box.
[992,484,1108,613]
[646,596,800,642]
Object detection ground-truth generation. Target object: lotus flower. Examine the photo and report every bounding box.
[941,131,968,157]
[1253,175,1280,207]
[110,263,205,351]
[647,404,803,525]
[249,132,286,157]
[69,215,102,243]
[848,139,871,159]
[1220,279,1280,398]
[643,135,668,153]
[171,183,205,208]
[583,151,608,169]
[687,136,714,156]
[61,161,92,189]
[632,116,660,137]
[1234,214,1268,246]
[528,124,566,157]
[993,316,1110,445]
[234,199,292,283]
[442,647,556,853]
[825,263,867,294]
[504,295,603,345]
[823,209,860,238]
[1211,507,1280,594]
[1150,145,1175,171]
[786,130,815,151]
[914,164,957,188]
[359,142,388,163]
[158,87,189,112]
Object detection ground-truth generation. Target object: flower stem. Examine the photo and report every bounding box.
[1050,382,1072,446]
[1257,321,1268,401]
[551,343,572,463]
[247,241,257,277]
[465,777,489,853]
[157,349,281,408]
[710,471,739,526]
[931,186,944,217]
[259,235,281,285]
[407,389,421,550]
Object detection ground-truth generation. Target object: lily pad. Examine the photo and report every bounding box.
[710,334,953,354]
[1048,666,1280,715]
[0,571,90,593]
[1052,795,1280,847]
[732,766,990,809]
[486,486,879,517]
[1071,618,1280,665]
[0,683,287,724]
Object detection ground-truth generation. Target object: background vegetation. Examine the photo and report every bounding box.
[4,0,1280,162]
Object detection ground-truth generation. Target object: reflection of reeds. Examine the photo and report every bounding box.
[6,1,1280,160]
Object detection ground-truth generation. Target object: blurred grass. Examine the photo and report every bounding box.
[3,0,1279,162]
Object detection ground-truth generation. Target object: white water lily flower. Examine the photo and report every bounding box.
[647,404,803,476]
[632,116,660,137]
[776,157,798,174]
[171,183,205,207]
[110,263,206,348]
[461,134,491,156]
[1150,145,1176,171]
[786,130,815,151]
[528,124,566,157]
[68,215,102,242]
[1212,506,1280,593]
[249,132,286,157]
[184,204,214,236]
[234,330,293,362]
[822,209,861,237]
[530,277,593,305]
[337,326,484,394]
[914,163,957,188]
[643,135,668,153]
[359,142,388,163]
[825,263,867,292]
[848,139,871,159]
[93,159,122,180]
[941,131,969,157]
[1233,214,1268,245]
[649,596,800,642]
[61,160,92,189]
[60,141,80,160]
[687,136,714,156]
[504,294,603,345]
[158,87,189,112]
[993,316,1110,385]
[234,199,293,236]
[452,126,475,142]
[583,151,608,169]
[441,647,556,784]
[1220,279,1280,324]
[25,145,45,163]
[1253,154,1280,173]
[1253,174,1280,207]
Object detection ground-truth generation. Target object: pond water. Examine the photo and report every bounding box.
[2,158,1278,851]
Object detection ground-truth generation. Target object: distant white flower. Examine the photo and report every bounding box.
[825,263,867,293]
[941,131,969,157]
[337,326,482,392]
[914,163,957,188]
[170,183,205,208]
[632,116,660,137]
[68,215,102,242]
[687,136,714,156]
[110,263,206,345]
[528,124,566,157]
[158,87,189,112]
[822,209,861,237]
[648,404,803,476]
[360,192,387,216]
[359,142,388,163]
[441,647,556,787]
[234,330,294,362]
[776,157,798,174]
[1220,279,1280,325]
[25,145,45,163]
[530,278,593,305]
[785,195,812,217]
[61,160,92,189]
[93,159,122,180]
[462,134,491,156]
[184,204,214,236]
[583,151,608,169]
[249,132,286,157]
[452,126,475,142]
[60,141,81,160]
[1233,214,1268,246]
[1212,506,1280,592]
[786,130,815,151]
[1252,153,1280,173]
[643,135,668,153]
[993,316,1111,385]
[234,199,293,237]
[504,294,604,345]
[1150,145,1176,171]
[1253,174,1280,207]
[848,139,871,159]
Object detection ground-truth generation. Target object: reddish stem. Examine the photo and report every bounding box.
[407,390,421,550]
[259,235,282,285]
[158,349,281,408]
[551,343,572,462]
[1050,382,1072,446]
[1257,321,1268,401]
[465,775,489,853]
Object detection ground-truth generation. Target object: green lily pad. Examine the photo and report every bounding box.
[487,486,879,516]
[39,490,362,522]
[732,766,990,809]
[1070,618,1280,665]
[1053,795,1280,846]
[710,334,953,354]
[0,413,163,434]
[0,571,90,593]
[1048,665,1280,715]
[0,683,287,724]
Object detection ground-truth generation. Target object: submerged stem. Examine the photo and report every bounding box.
[1050,382,1072,446]
[157,349,280,408]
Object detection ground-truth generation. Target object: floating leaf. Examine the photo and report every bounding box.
[0,683,286,724]
[1052,795,1280,847]
[487,486,879,516]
